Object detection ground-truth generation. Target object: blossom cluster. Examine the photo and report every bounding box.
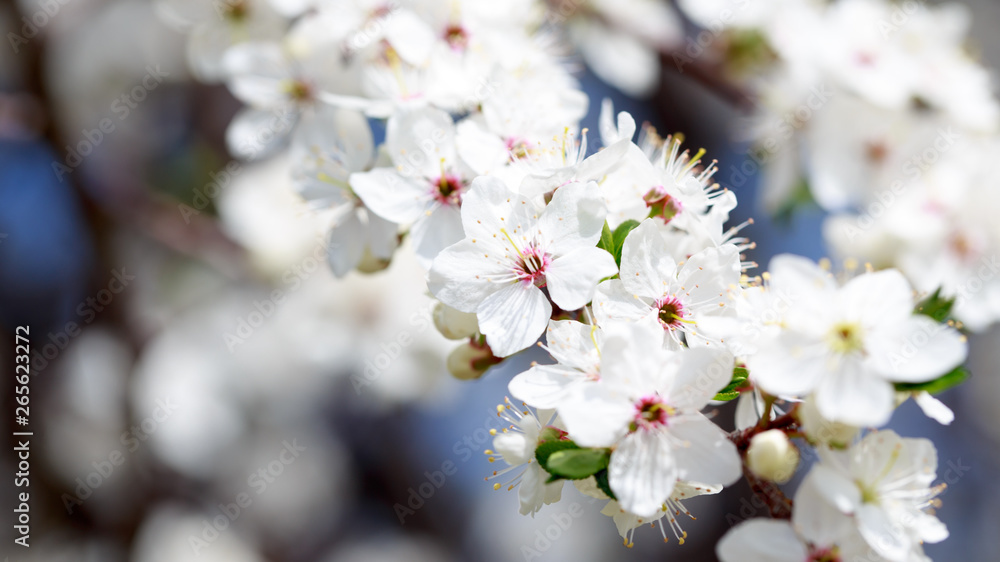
[676,0,1000,332]
[159,0,974,558]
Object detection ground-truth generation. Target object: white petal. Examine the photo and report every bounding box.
[546,247,618,311]
[292,105,373,173]
[717,520,808,562]
[746,332,827,397]
[459,176,541,244]
[815,359,895,427]
[866,315,967,383]
[592,279,655,325]
[350,168,432,224]
[557,387,633,448]
[669,347,734,410]
[411,203,464,267]
[385,106,457,178]
[734,392,761,431]
[913,392,954,425]
[326,211,364,277]
[857,504,911,561]
[493,431,532,466]
[667,416,741,486]
[222,41,294,107]
[508,365,589,409]
[619,219,677,298]
[517,462,546,515]
[365,209,399,260]
[767,253,837,301]
[478,283,551,357]
[909,510,948,544]
[574,134,631,183]
[537,181,608,256]
[382,9,437,65]
[455,118,508,175]
[609,429,678,518]
[427,240,510,313]
[573,20,660,98]
[840,269,914,326]
[806,464,862,515]
[226,107,296,160]
[542,319,601,372]
[793,466,858,547]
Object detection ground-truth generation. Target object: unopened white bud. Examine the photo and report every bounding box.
[798,395,859,447]
[746,429,799,483]
[356,249,391,273]
[446,342,496,380]
[433,302,479,340]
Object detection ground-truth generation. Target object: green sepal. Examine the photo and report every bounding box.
[544,448,611,480]
[597,220,641,268]
[772,178,816,226]
[714,366,751,402]
[535,440,580,470]
[915,288,955,323]
[594,469,617,500]
[597,222,615,255]
[894,366,969,395]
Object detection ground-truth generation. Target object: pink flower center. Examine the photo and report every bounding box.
[506,137,531,161]
[443,24,469,51]
[807,546,841,562]
[513,245,550,287]
[654,295,686,330]
[633,396,672,429]
[644,186,683,224]
[431,173,464,206]
[222,0,249,21]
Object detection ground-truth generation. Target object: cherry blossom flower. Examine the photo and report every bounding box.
[429,177,617,357]
[555,321,741,517]
[746,255,967,427]
[592,219,742,347]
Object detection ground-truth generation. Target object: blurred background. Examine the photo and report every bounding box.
[1,0,999,560]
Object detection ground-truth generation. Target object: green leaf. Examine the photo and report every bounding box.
[535,440,579,469]
[714,366,751,401]
[545,448,610,480]
[610,220,641,267]
[597,222,615,255]
[915,288,954,323]
[894,366,969,395]
[594,469,616,500]
[772,178,816,226]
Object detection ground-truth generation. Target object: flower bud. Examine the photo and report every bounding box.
[446,341,498,380]
[746,429,799,483]
[355,249,391,274]
[433,302,479,340]
[797,395,859,447]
